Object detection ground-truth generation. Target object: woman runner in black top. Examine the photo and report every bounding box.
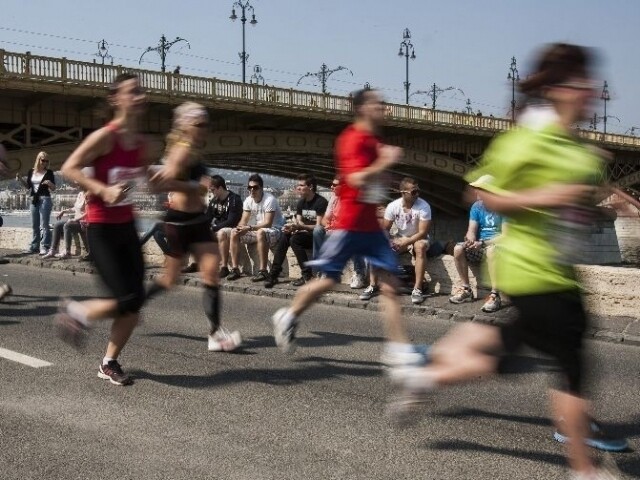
[148,102,241,351]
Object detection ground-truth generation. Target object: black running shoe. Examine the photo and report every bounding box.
[219,266,230,278]
[98,360,133,386]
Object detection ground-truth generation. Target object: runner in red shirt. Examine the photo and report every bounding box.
[272,88,427,368]
[55,73,151,386]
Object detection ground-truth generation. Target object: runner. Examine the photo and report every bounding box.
[146,102,241,352]
[388,44,622,479]
[55,73,151,386]
[271,88,426,367]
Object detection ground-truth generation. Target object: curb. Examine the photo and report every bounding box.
[3,253,639,348]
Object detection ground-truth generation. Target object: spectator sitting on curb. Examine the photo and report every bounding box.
[265,173,328,288]
[360,177,432,305]
[43,187,88,259]
[184,174,243,275]
[221,173,285,281]
[449,174,504,312]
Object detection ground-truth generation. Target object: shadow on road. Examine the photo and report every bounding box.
[129,359,380,389]
[427,439,565,467]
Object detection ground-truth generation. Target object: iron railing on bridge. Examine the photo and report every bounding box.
[1,49,640,148]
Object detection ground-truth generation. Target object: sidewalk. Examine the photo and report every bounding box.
[2,248,639,347]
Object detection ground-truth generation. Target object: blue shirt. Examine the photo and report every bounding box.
[470,200,502,241]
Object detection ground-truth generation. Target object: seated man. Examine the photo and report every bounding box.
[265,174,328,288]
[222,173,285,281]
[185,175,243,275]
[360,177,432,305]
[449,175,503,312]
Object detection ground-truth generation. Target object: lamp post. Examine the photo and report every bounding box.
[297,63,353,94]
[397,28,416,105]
[601,81,610,134]
[410,83,464,109]
[465,98,473,115]
[250,65,265,85]
[139,34,190,73]
[507,56,520,122]
[230,0,258,83]
[95,39,113,65]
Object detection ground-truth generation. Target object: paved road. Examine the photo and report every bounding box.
[0,264,638,480]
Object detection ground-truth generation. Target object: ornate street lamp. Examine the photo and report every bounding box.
[95,39,113,65]
[398,28,416,105]
[411,83,464,109]
[139,34,190,73]
[507,56,520,122]
[601,81,611,134]
[230,0,258,83]
[250,64,265,85]
[297,63,353,94]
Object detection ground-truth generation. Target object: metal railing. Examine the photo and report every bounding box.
[2,49,640,147]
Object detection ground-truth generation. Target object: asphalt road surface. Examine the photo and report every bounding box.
[1,264,638,480]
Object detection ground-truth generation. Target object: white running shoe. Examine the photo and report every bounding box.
[0,283,12,302]
[350,274,365,289]
[208,328,242,352]
[272,307,297,354]
[380,344,430,368]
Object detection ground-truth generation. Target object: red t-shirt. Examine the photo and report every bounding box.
[86,123,146,224]
[334,125,382,232]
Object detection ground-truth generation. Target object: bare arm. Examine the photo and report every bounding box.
[477,183,599,214]
[149,143,207,195]
[61,128,128,205]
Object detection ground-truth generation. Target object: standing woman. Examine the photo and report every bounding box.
[147,101,241,352]
[56,73,150,386]
[16,151,56,254]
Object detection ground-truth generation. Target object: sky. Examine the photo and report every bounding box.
[1,0,639,134]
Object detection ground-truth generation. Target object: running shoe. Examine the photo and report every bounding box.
[226,268,242,281]
[39,247,48,255]
[272,307,298,354]
[0,283,12,302]
[386,388,432,428]
[481,292,502,312]
[554,418,629,452]
[208,328,242,352]
[449,286,474,304]
[380,344,430,368]
[410,288,425,305]
[359,285,379,301]
[350,274,365,289]
[219,266,230,278]
[54,311,88,349]
[98,360,133,386]
[42,249,56,259]
[55,251,71,260]
[570,453,623,479]
[251,269,269,282]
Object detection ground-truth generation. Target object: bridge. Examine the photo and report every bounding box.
[1,49,640,217]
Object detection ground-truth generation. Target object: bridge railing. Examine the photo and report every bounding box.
[2,49,640,148]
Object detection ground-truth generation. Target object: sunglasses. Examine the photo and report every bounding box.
[401,189,419,196]
[193,122,209,128]
[41,160,49,163]
[331,183,340,188]
[247,185,261,191]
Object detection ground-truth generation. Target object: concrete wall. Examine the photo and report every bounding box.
[1,227,638,319]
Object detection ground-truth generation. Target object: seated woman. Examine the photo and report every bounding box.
[43,189,88,259]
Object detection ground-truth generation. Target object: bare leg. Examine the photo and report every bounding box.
[453,243,470,285]
[256,229,269,271]
[289,277,337,317]
[413,240,427,290]
[485,244,498,292]
[217,229,230,269]
[229,230,242,269]
[377,271,409,344]
[549,390,595,475]
[105,312,139,359]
